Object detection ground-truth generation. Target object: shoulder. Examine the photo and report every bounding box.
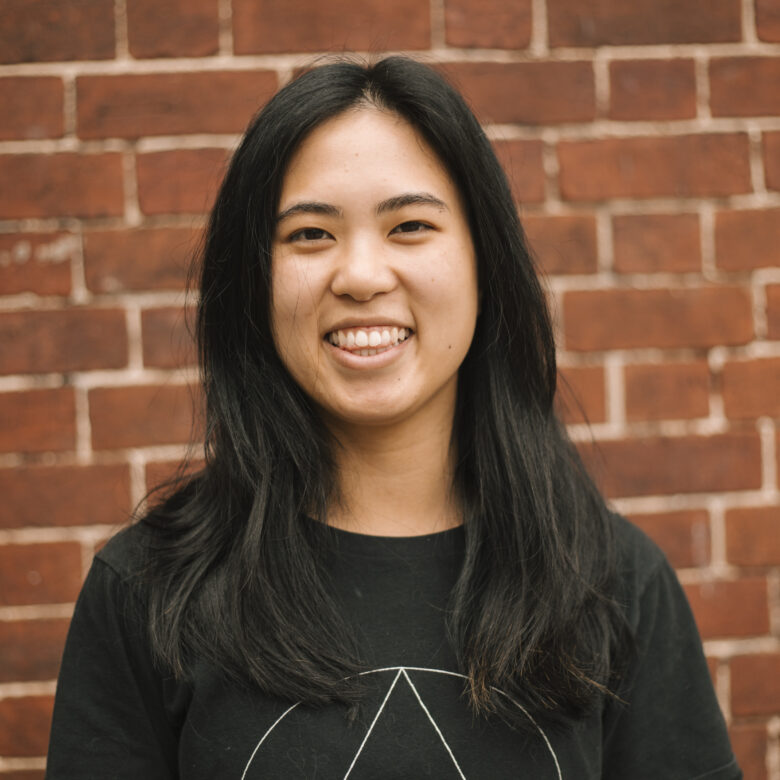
[95,520,155,580]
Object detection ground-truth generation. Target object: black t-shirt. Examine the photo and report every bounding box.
[46,515,741,779]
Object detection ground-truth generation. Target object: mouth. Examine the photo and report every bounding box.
[325,326,413,357]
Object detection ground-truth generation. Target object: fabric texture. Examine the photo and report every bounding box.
[47,515,741,779]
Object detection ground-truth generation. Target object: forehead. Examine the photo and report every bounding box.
[278,107,461,207]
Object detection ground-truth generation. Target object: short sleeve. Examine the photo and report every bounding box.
[46,556,178,779]
[602,556,741,780]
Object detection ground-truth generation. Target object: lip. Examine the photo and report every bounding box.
[325,331,412,369]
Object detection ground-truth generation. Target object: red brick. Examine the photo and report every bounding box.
[127,0,219,58]
[684,578,769,638]
[0,542,82,606]
[146,457,204,494]
[77,72,276,140]
[142,306,197,368]
[557,365,606,424]
[710,58,780,117]
[136,149,228,215]
[768,284,780,340]
[492,140,545,204]
[84,227,196,293]
[731,653,780,716]
[90,384,201,450]
[0,153,124,219]
[0,232,76,296]
[0,388,76,454]
[0,619,70,682]
[726,506,780,566]
[0,309,127,375]
[524,215,598,275]
[0,77,63,140]
[579,432,762,497]
[757,0,780,41]
[445,0,531,48]
[0,772,45,780]
[547,0,741,46]
[558,134,751,201]
[722,358,780,420]
[609,60,696,121]
[613,213,701,274]
[729,724,768,780]
[625,361,710,421]
[563,286,752,351]
[0,464,131,529]
[0,695,53,756]
[0,0,114,64]
[233,0,430,53]
[443,62,595,125]
[715,208,780,270]
[765,131,780,191]
[629,510,710,569]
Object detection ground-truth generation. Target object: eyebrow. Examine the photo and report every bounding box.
[275,192,449,223]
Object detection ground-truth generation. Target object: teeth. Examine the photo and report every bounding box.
[327,327,412,354]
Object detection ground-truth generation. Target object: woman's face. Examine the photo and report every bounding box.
[270,107,479,433]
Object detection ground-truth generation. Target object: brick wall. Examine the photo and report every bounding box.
[1,0,778,775]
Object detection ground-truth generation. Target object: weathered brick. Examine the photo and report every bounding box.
[612,213,701,274]
[142,306,197,368]
[684,578,769,638]
[557,365,606,424]
[609,59,696,121]
[715,208,780,270]
[731,653,780,716]
[722,358,780,420]
[0,695,53,756]
[625,361,710,421]
[757,0,780,41]
[629,510,710,569]
[726,507,780,566]
[0,542,82,606]
[445,0,532,48]
[563,286,752,351]
[0,0,114,63]
[0,464,131,529]
[0,309,128,375]
[0,232,76,296]
[0,619,70,682]
[0,153,124,219]
[442,62,595,125]
[127,0,219,58]
[767,284,780,340]
[90,384,201,450]
[84,227,196,293]
[492,140,545,204]
[710,58,780,117]
[547,0,741,46]
[524,215,598,275]
[558,134,751,201]
[77,71,276,139]
[0,388,76,454]
[578,432,762,497]
[136,149,228,215]
[0,77,63,140]
[765,131,780,191]
[729,724,768,780]
[233,0,430,53]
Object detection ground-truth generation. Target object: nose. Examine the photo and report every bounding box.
[329,235,398,302]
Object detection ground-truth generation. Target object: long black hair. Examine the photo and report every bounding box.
[141,56,628,727]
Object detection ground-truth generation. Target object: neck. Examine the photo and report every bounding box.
[325,406,461,537]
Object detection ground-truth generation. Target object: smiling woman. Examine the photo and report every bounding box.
[47,57,741,779]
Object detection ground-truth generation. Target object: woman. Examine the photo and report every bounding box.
[47,57,741,779]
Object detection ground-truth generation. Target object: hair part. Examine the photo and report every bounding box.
[140,55,630,728]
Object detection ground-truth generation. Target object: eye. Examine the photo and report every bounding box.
[389,220,433,236]
[288,227,332,242]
